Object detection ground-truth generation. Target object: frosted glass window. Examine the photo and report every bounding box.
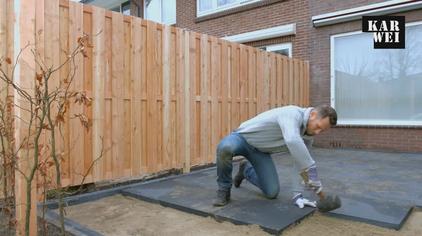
[332,23,422,125]
[218,0,236,7]
[145,0,176,25]
[197,0,261,16]
[199,0,214,12]
[264,43,292,58]
[162,0,176,25]
[145,0,161,23]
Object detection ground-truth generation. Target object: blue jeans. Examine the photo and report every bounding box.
[216,132,280,199]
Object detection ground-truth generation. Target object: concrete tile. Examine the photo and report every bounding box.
[121,166,315,234]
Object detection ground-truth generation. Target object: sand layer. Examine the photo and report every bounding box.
[62,194,422,236]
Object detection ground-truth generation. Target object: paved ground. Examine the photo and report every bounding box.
[45,148,422,235]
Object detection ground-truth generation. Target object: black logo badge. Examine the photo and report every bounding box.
[362,16,405,49]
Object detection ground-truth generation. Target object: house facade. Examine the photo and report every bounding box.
[176,0,422,153]
[82,0,422,153]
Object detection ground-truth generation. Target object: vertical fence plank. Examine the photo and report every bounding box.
[35,0,45,202]
[256,51,264,113]
[210,37,219,163]
[276,56,283,106]
[45,0,62,187]
[0,0,6,64]
[155,26,163,171]
[123,19,132,176]
[200,34,209,165]
[193,32,200,166]
[264,53,271,110]
[192,33,198,164]
[183,30,191,173]
[82,7,93,183]
[14,0,38,234]
[270,54,277,108]
[0,0,7,200]
[1,0,15,200]
[103,14,112,179]
[220,40,229,139]
[92,6,105,182]
[68,0,84,185]
[111,12,125,178]
[239,45,247,122]
[131,17,142,176]
[162,24,171,170]
[146,21,157,172]
[35,2,44,198]
[59,3,71,185]
[247,48,254,118]
[140,22,148,173]
[167,28,175,169]
[175,28,185,168]
[231,43,240,128]
[294,59,300,105]
[304,61,310,106]
[288,58,294,105]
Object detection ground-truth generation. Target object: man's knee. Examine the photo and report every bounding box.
[217,141,235,159]
[263,185,280,199]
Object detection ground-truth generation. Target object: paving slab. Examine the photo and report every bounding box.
[273,148,420,230]
[326,196,412,229]
[122,166,315,234]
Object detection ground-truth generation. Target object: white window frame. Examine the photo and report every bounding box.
[266,43,292,58]
[144,0,176,25]
[197,0,262,17]
[222,23,296,43]
[330,21,422,126]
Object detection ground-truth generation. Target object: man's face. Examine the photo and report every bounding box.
[306,111,331,136]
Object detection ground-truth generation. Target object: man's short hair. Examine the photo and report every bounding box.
[314,105,337,126]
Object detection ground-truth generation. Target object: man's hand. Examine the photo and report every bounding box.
[300,164,322,194]
[293,194,316,209]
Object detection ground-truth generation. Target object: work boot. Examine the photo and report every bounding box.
[234,160,247,188]
[213,189,230,207]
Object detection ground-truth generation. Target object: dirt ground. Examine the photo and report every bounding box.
[62,194,422,236]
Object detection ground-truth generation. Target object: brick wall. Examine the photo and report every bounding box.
[309,8,422,152]
[176,0,311,60]
[176,0,422,153]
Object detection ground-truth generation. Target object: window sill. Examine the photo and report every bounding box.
[334,124,422,129]
[195,0,286,23]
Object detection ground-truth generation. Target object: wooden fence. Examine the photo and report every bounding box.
[1,0,309,233]
[3,0,309,186]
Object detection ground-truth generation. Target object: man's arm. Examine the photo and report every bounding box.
[277,113,315,170]
[303,136,314,150]
[278,113,322,206]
